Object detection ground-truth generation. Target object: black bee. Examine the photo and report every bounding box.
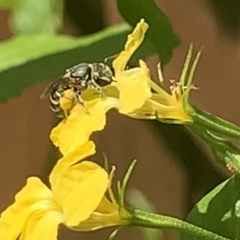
[41,62,114,118]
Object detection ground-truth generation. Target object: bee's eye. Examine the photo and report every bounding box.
[71,66,89,78]
[73,78,80,83]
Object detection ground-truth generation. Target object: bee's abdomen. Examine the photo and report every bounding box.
[49,88,65,118]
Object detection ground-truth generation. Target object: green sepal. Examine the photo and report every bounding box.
[192,106,240,139]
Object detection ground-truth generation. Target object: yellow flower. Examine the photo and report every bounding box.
[125,44,201,123]
[0,142,121,240]
[127,80,192,123]
[50,20,199,154]
[110,20,200,123]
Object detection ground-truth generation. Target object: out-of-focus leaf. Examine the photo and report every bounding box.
[128,189,163,240]
[117,0,180,64]
[10,0,63,34]
[0,23,156,103]
[0,0,15,8]
[180,176,240,240]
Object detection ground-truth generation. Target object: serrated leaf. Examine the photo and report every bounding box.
[180,176,240,240]
[0,23,156,103]
[117,0,180,64]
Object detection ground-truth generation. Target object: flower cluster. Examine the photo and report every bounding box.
[0,19,199,240]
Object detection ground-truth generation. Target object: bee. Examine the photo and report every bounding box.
[41,62,114,118]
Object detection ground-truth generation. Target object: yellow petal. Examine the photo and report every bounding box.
[117,60,152,114]
[113,19,149,74]
[0,177,54,239]
[64,168,108,226]
[95,195,118,214]
[49,141,96,185]
[0,224,11,240]
[50,121,64,148]
[20,211,64,240]
[50,99,107,156]
[51,161,108,226]
[72,194,120,231]
[15,178,53,202]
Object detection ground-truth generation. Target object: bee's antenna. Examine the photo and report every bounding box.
[104,54,119,64]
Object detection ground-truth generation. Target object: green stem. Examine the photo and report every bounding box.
[192,106,240,139]
[128,208,230,240]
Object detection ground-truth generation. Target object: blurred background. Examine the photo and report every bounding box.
[0,0,240,239]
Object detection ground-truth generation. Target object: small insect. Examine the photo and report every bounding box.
[41,62,114,118]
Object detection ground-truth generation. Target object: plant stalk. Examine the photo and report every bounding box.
[127,208,230,240]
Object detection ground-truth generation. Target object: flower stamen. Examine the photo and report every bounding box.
[108,166,118,207]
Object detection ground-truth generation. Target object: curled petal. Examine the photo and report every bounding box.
[50,99,108,156]
[113,19,149,74]
[50,122,64,148]
[50,141,96,185]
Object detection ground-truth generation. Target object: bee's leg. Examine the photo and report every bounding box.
[89,79,105,98]
[57,92,70,119]
[73,87,89,113]
[88,64,105,97]
[63,110,69,119]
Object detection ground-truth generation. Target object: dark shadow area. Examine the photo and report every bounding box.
[206,0,240,39]
[150,121,226,211]
[64,0,105,35]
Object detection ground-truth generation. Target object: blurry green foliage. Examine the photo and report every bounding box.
[0,0,63,34]
[0,0,15,9]
[0,24,156,102]
[0,0,179,104]
[10,0,63,34]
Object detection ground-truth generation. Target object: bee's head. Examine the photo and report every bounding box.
[94,63,114,86]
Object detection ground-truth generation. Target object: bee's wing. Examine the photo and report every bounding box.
[40,77,62,99]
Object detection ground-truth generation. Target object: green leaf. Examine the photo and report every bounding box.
[180,176,240,240]
[10,0,63,34]
[0,23,156,103]
[117,0,180,64]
